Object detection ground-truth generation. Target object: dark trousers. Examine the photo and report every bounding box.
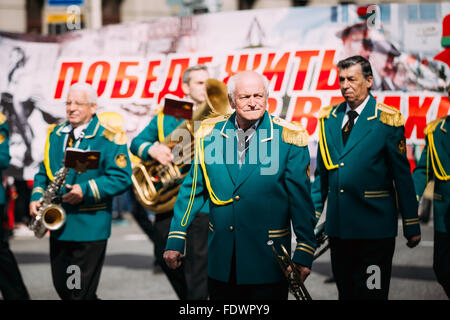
[153,211,187,300]
[208,247,288,300]
[50,238,107,300]
[329,237,395,300]
[185,212,209,300]
[13,180,31,224]
[0,205,29,300]
[433,231,450,299]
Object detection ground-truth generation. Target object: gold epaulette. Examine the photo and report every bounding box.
[273,117,309,147]
[424,117,446,135]
[318,105,336,120]
[195,114,229,138]
[0,112,6,125]
[154,106,164,115]
[377,103,405,127]
[102,126,127,145]
[47,123,58,133]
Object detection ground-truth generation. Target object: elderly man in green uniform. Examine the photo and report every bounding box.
[0,113,30,300]
[29,82,132,300]
[130,65,210,300]
[164,71,317,300]
[413,85,450,298]
[315,55,421,300]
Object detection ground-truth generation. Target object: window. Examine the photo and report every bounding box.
[331,6,338,23]
[379,4,390,22]
[419,3,437,20]
[26,0,44,34]
[342,5,348,23]
[408,3,437,22]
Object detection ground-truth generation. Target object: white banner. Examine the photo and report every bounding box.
[1,3,449,179]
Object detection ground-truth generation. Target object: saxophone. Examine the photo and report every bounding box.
[29,167,69,238]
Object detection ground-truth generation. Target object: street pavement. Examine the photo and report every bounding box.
[5,213,448,300]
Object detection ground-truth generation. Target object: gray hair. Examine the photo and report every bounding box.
[227,72,269,106]
[182,64,209,84]
[337,55,373,80]
[68,82,98,104]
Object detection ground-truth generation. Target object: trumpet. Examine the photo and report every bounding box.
[267,240,312,300]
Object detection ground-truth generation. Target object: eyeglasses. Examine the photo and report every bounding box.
[65,100,91,107]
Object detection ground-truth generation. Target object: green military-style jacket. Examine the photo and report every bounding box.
[165,111,317,285]
[0,112,10,205]
[130,109,184,161]
[31,114,132,241]
[310,175,323,222]
[413,116,450,233]
[316,95,421,239]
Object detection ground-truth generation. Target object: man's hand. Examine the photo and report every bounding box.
[406,235,421,248]
[62,184,84,205]
[29,200,42,217]
[148,142,173,166]
[286,263,311,282]
[163,250,184,269]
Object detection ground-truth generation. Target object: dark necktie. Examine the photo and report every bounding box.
[65,129,75,149]
[237,129,253,166]
[342,110,358,146]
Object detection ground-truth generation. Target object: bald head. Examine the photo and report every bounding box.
[227,71,269,106]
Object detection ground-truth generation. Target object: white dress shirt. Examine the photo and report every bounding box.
[61,121,91,149]
[341,94,370,128]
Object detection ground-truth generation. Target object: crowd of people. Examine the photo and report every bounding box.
[0,57,449,301]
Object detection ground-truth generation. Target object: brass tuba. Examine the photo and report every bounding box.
[131,79,232,214]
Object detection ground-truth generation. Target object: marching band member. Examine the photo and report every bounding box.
[29,83,131,300]
[164,71,317,300]
[413,85,450,298]
[314,56,421,300]
[130,65,210,300]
